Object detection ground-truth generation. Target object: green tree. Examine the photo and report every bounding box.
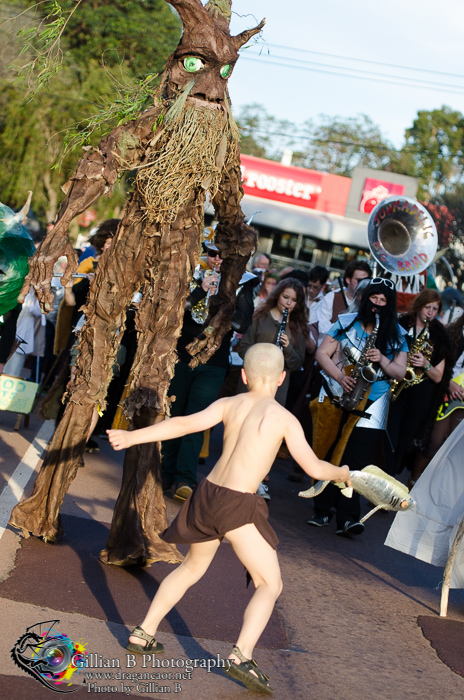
[19,0,181,79]
[293,114,397,177]
[435,188,464,290]
[405,106,464,199]
[0,64,129,224]
[0,1,181,224]
[234,103,298,161]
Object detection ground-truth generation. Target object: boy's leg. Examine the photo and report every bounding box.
[129,539,221,646]
[225,523,282,661]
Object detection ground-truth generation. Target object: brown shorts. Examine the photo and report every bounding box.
[161,478,278,550]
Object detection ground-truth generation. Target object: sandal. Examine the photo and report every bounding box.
[224,646,273,694]
[126,626,164,655]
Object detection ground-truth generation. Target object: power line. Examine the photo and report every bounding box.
[265,43,464,81]
[240,54,464,96]
[239,126,464,159]
[248,50,464,91]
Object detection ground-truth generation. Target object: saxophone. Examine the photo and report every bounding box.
[338,312,380,411]
[189,261,220,324]
[390,323,432,401]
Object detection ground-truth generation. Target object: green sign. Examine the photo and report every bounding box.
[0,375,38,414]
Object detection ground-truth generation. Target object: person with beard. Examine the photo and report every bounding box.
[308,278,408,536]
[385,289,452,483]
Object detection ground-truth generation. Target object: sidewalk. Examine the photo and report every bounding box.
[1,413,464,699]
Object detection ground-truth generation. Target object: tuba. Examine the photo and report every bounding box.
[337,312,380,411]
[390,323,433,401]
[368,197,437,278]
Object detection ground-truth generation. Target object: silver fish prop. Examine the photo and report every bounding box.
[299,465,416,523]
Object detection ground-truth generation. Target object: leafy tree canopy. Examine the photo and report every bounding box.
[234,102,297,161]
[293,114,398,177]
[0,1,181,224]
[233,106,417,182]
[405,105,464,199]
[18,0,181,79]
[426,187,464,290]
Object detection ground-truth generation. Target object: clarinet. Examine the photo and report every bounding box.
[275,309,289,350]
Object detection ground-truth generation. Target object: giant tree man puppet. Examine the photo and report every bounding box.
[10,0,265,566]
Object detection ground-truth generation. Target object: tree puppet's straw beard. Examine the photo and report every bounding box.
[136,81,240,226]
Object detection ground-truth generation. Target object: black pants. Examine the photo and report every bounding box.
[314,427,383,526]
[384,380,434,475]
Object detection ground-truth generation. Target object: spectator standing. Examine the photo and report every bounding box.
[314,260,371,345]
[254,272,278,309]
[3,290,45,379]
[307,265,329,320]
[251,253,271,283]
[161,240,256,502]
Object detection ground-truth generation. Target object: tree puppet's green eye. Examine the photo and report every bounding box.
[220,64,232,79]
[183,56,205,72]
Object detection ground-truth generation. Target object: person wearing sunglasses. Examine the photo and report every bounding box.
[313,260,372,346]
[161,239,257,502]
[308,278,408,536]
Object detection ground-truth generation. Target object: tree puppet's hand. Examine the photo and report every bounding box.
[19,238,79,312]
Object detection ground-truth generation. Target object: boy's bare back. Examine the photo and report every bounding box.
[207,392,290,493]
[108,344,349,489]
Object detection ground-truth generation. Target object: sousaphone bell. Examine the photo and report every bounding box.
[367,196,437,277]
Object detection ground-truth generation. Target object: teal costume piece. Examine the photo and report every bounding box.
[0,202,35,316]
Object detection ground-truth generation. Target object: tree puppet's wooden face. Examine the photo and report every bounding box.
[165,0,264,109]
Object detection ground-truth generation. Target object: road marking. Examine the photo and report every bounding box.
[0,420,55,539]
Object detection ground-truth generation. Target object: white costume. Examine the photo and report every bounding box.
[3,290,45,378]
[385,419,464,588]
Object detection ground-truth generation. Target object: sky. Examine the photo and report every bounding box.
[227,0,464,150]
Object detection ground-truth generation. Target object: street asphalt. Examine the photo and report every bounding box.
[1,409,464,699]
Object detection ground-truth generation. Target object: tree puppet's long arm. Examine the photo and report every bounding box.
[186,145,257,366]
[20,105,162,312]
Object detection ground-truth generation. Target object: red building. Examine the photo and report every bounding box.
[206,155,418,274]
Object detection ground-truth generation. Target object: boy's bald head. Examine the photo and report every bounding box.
[243,344,285,388]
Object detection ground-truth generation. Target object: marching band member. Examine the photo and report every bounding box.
[238,278,308,407]
[384,289,452,481]
[161,233,257,502]
[409,310,463,483]
[308,278,407,536]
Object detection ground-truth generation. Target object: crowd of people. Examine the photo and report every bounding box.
[1,222,463,537]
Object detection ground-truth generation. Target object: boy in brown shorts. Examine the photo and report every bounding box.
[108,343,350,694]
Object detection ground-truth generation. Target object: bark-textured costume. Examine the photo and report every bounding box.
[10,0,264,566]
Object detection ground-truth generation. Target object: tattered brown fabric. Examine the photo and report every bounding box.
[10,0,264,566]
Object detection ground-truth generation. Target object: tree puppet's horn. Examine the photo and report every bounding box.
[232,18,265,50]
[165,0,204,28]
[205,0,231,30]
[14,191,33,223]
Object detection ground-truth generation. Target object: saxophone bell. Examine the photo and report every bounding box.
[337,312,380,411]
[390,323,432,401]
